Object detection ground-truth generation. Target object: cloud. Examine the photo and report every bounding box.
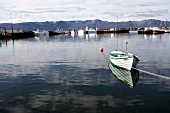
[0,0,170,23]
[122,9,169,19]
[148,9,169,15]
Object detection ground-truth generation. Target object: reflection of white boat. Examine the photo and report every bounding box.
[78,29,85,35]
[71,29,78,34]
[109,62,139,88]
[77,29,85,38]
[109,50,139,71]
[33,29,49,36]
[85,34,98,39]
[144,34,152,39]
[34,36,49,42]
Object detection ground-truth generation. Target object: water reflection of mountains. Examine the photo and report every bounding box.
[109,63,139,88]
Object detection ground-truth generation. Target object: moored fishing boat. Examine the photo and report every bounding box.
[164,29,170,33]
[85,27,97,34]
[78,29,85,35]
[152,27,165,34]
[144,27,153,34]
[109,50,139,70]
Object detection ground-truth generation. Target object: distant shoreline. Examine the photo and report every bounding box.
[0,19,169,31]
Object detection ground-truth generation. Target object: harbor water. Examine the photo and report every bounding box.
[0,33,170,113]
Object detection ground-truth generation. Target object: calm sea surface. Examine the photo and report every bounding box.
[0,33,170,113]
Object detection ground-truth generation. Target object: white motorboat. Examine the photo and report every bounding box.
[85,27,97,34]
[144,27,153,34]
[33,29,49,36]
[88,28,96,34]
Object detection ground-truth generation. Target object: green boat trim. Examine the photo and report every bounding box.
[109,52,134,59]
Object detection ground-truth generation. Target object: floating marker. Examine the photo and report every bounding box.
[100,48,104,52]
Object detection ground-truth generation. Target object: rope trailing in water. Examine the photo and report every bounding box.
[132,67,170,80]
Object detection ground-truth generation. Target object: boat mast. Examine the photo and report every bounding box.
[117,13,118,29]
[116,13,118,51]
[125,42,128,54]
[10,13,13,39]
[116,34,118,50]
[165,19,167,28]
[159,20,162,28]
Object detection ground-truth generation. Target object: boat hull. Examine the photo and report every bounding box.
[109,57,133,70]
[153,30,165,34]
[152,27,165,34]
[88,30,96,34]
[132,55,139,67]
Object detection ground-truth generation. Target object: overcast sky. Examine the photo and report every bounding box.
[0,0,170,23]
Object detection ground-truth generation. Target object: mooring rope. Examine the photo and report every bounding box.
[132,67,170,80]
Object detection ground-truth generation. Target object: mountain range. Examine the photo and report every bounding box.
[0,19,169,31]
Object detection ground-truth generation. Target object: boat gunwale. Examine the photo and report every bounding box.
[109,52,134,59]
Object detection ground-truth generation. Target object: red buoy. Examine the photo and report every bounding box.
[100,48,104,52]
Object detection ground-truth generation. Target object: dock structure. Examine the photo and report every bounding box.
[97,28,130,34]
[83,27,130,34]
[12,31,35,39]
[138,30,153,34]
[0,30,35,40]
